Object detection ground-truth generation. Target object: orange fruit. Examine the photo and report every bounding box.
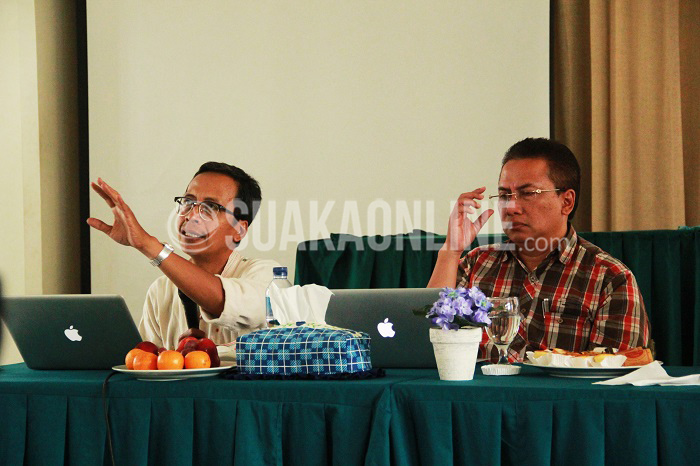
[132,351,158,370]
[157,350,185,370]
[125,348,147,370]
[184,350,211,369]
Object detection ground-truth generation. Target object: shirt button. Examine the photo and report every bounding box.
[557,317,564,323]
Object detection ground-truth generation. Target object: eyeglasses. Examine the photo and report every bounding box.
[488,188,562,203]
[174,197,235,221]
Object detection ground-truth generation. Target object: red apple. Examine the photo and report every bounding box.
[201,347,220,367]
[207,350,220,367]
[136,341,159,355]
[196,338,216,351]
[195,338,220,367]
[180,340,199,357]
[157,347,167,354]
[176,336,199,353]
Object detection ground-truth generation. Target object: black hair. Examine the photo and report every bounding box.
[501,138,580,220]
[193,162,262,225]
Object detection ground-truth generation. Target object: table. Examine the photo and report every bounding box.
[295,227,700,366]
[0,364,423,466]
[1,364,699,465]
[390,365,700,466]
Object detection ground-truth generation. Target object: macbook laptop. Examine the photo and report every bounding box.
[325,288,443,368]
[2,295,142,369]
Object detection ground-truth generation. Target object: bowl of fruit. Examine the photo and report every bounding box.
[114,338,234,381]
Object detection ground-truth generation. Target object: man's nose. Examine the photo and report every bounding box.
[185,206,203,222]
[501,198,524,215]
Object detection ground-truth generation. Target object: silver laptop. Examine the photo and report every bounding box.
[2,295,142,369]
[325,288,443,368]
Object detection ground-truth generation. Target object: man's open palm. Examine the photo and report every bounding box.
[446,187,494,253]
[87,178,150,250]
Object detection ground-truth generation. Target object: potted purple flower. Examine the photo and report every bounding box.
[417,286,493,330]
[415,287,493,381]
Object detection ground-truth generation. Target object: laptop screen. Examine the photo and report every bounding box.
[2,295,142,370]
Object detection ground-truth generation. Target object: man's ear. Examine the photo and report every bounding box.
[561,189,576,216]
[230,219,249,243]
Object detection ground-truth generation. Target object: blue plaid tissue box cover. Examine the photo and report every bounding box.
[236,323,371,375]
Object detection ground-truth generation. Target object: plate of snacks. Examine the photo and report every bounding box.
[525,347,657,378]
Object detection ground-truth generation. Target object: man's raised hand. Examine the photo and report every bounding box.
[86,178,153,251]
[445,187,494,254]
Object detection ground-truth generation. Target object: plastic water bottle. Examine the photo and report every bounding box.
[265,266,292,327]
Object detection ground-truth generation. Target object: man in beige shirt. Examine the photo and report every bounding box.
[88,162,278,349]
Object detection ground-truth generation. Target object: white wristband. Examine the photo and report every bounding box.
[150,243,174,267]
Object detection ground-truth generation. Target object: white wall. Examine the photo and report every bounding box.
[87,0,550,320]
[0,0,81,365]
[0,0,32,365]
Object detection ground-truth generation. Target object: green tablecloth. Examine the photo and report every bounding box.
[391,365,700,466]
[295,228,700,366]
[0,364,419,466]
[1,364,699,465]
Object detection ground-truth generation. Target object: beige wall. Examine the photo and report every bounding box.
[87,0,551,320]
[0,0,30,365]
[0,0,80,365]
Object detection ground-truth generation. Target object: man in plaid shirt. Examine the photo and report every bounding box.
[428,138,650,362]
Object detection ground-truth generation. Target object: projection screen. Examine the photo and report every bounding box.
[87,0,550,320]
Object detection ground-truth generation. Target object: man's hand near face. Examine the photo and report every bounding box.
[87,178,228,318]
[445,187,494,254]
[428,187,494,288]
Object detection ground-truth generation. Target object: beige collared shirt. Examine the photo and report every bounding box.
[138,250,280,349]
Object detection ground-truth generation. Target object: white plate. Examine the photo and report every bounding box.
[524,361,662,379]
[112,362,235,381]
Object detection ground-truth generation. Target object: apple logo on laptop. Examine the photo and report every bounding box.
[64,325,82,342]
[377,318,395,338]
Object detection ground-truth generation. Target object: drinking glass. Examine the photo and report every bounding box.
[485,297,521,365]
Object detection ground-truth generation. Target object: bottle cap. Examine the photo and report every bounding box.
[273,266,288,277]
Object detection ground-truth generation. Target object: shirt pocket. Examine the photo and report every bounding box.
[550,298,593,342]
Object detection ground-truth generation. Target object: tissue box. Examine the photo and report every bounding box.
[236,323,371,375]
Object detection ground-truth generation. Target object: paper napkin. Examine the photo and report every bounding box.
[269,284,333,324]
[594,361,700,386]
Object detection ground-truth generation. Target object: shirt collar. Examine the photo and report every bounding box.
[557,224,578,265]
[221,249,243,275]
[190,249,242,276]
[498,242,516,263]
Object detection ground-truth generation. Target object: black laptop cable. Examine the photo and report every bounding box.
[102,371,119,466]
[98,292,199,466]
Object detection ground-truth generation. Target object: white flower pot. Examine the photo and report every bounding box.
[429,327,483,381]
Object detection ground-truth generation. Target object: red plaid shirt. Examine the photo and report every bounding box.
[457,226,651,362]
